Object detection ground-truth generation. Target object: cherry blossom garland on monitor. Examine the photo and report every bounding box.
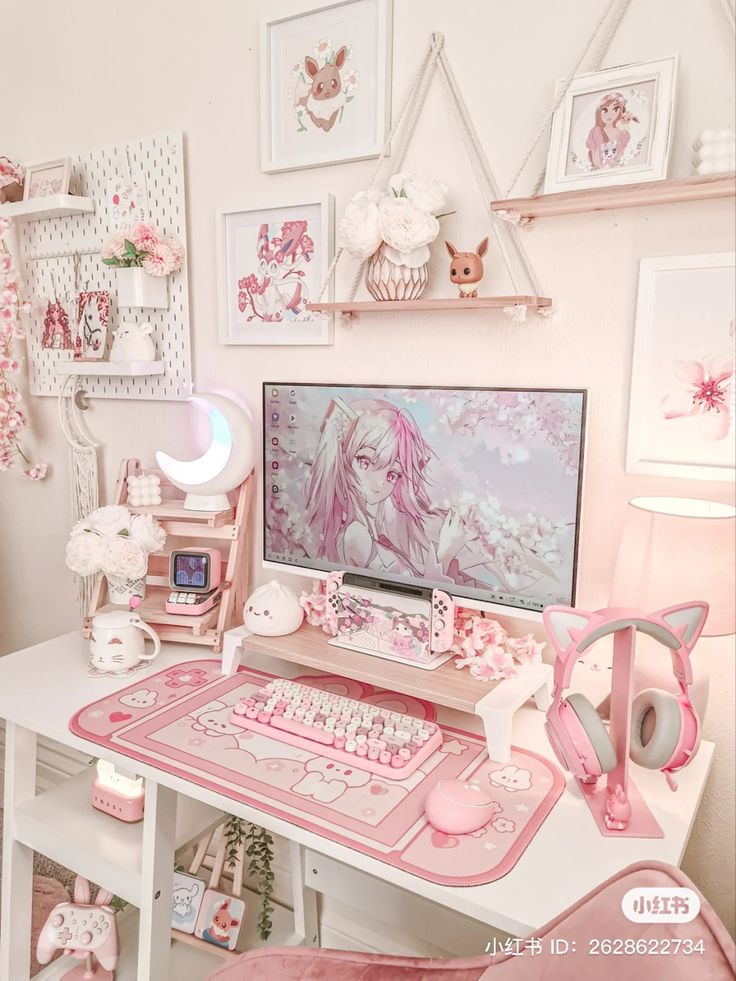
[299,580,545,682]
[0,217,47,481]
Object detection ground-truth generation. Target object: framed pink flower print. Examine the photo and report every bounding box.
[626,253,735,481]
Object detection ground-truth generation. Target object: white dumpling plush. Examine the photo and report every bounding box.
[243,580,304,636]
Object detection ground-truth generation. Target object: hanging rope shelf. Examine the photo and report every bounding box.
[306,32,553,324]
[489,0,736,225]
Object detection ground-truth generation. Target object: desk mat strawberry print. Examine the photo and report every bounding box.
[70,660,564,887]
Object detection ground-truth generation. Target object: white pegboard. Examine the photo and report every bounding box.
[21,130,192,401]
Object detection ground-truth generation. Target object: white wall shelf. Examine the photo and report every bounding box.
[0,195,95,222]
[13,768,223,906]
[56,360,165,378]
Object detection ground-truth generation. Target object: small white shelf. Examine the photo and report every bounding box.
[56,360,165,377]
[0,194,95,222]
[14,769,223,907]
[35,893,301,980]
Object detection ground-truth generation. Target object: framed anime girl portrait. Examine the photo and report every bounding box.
[544,56,678,193]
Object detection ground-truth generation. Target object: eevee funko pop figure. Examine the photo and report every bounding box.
[445,238,489,298]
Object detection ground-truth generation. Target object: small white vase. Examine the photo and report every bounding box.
[106,574,146,606]
[116,267,169,310]
[365,243,429,301]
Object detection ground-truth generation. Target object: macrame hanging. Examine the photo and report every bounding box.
[58,376,100,617]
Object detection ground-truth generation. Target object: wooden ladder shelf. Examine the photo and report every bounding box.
[83,458,255,653]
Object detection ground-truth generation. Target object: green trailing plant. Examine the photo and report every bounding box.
[225,816,275,941]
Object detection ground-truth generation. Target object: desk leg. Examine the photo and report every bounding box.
[0,724,37,981]
[289,841,319,947]
[137,782,177,980]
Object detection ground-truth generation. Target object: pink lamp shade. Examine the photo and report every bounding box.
[610,496,735,636]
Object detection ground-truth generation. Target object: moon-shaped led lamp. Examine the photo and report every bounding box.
[156,393,255,511]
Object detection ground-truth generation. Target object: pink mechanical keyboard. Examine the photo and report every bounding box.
[230,678,442,781]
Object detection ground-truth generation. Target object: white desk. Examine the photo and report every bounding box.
[0,632,715,980]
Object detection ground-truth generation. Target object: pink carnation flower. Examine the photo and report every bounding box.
[142,242,176,277]
[101,230,128,260]
[130,222,159,252]
[162,235,185,271]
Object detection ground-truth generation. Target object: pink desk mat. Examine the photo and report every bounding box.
[70,660,564,887]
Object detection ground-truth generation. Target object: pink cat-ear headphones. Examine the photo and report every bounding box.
[544,603,707,790]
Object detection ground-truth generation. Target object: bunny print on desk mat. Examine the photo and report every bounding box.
[71,661,563,886]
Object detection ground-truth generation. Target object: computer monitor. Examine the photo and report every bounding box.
[263,383,586,616]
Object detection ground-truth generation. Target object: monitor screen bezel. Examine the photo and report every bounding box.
[262,382,587,617]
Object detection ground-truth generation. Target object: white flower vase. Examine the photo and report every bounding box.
[105,574,146,606]
[365,243,429,301]
[116,267,169,310]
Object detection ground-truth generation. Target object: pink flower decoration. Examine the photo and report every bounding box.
[142,242,176,277]
[299,582,329,629]
[22,463,48,481]
[130,222,160,252]
[660,354,734,440]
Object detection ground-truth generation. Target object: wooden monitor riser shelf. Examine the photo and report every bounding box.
[84,458,255,653]
[223,623,552,764]
[491,172,736,222]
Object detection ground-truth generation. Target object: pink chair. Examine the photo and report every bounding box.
[207,861,735,980]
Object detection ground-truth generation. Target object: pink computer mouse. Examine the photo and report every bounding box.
[424,779,496,835]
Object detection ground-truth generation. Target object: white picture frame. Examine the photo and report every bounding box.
[544,56,678,194]
[626,253,735,482]
[217,195,334,346]
[22,157,72,199]
[260,0,392,173]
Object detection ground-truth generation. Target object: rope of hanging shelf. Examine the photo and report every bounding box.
[317,32,545,309]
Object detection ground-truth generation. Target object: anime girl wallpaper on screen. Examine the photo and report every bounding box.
[263,384,586,612]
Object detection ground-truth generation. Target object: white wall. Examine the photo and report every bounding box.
[1,0,734,941]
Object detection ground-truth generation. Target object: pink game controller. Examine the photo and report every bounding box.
[424,779,496,835]
[37,878,119,977]
[430,589,455,652]
[324,571,344,636]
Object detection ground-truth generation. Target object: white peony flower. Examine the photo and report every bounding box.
[339,189,384,259]
[65,532,105,576]
[388,173,448,215]
[129,513,166,554]
[382,244,430,268]
[100,536,148,579]
[81,505,131,538]
[378,197,440,253]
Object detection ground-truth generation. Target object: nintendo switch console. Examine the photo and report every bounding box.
[165,548,222,616]
[325,572,455,670]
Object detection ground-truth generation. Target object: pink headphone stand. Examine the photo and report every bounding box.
[576,621,663,839]
[545,604,706,839]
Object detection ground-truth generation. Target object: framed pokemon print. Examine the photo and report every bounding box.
[626,253,735,482]
[544,56,678,194]
[217,195,334,346]
[261,0,393,172]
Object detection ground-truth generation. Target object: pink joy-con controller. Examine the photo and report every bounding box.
[37,879,119,972]
[430,589,455,652]
[324,571,344,636]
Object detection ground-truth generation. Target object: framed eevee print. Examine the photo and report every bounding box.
[261,0,393,172]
